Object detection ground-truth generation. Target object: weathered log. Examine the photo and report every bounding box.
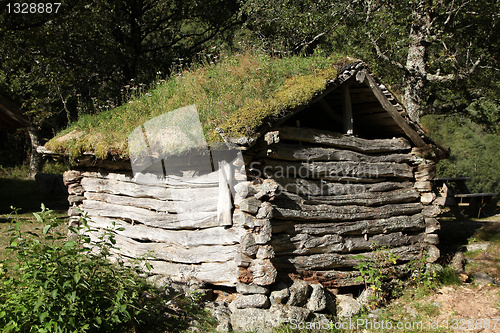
[63,170,82,185]
[271,214,425,236]
[136,259,239,286]
[82,200,219,229]
[86,216,245,247]
[295,188,420,207]
[67,183,85,196]
[68,195,85,205]
[272,201,423,221]
[87,231,238,264]
[278,126,412,153]
[274,177,413,196]
[83,170,220,187]
[84,192,218,213]
[264,143,412,163]
[414,164,436,181]
[271,231,426,255]
[275,245,422,270]
[263,159,413,180]
[81,177,218,201]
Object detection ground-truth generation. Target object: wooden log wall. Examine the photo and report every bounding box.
[243,126,441,288]
[63,163,259,287]
[62,125,441,291]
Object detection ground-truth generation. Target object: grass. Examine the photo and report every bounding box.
[46,52,351,159]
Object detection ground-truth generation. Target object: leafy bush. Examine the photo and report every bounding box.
[0,205,160,333]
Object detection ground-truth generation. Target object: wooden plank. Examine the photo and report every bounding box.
[278,126,412,153]
[271,214,426,236]
[84,192,217,213]
[273,177,413,196]
[87,216,245,246]
[263,159,413,179]
[342,84,354,135]
[362,70,426,147]
[146,260,239,286]
[81,177,218,201]
[82,200,219,229]
[264,143,412,163]
[455,193,497,198]
[271,231,426,255]
[87,231,239,264]
[299,188,420,206]
[272,202,423,221]
[274,245,422,270]
[83,170,220,187]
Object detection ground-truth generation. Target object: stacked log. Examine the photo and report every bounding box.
[246,126,440,288]
[63,162,249,287]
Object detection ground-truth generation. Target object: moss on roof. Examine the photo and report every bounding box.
[46,52,351,159]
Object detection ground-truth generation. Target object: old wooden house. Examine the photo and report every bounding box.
[43,57,446,322]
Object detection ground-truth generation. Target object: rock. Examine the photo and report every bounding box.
[426,245,440,263]
[426,263,444,274]
[63,170,82,185]
[205,301,232,332]
[233,294,270,309]
[473,273,497,285]
[424,233,439,245]
[249,259,277,286]
[357,287,377,307]
[306,283,327,312]
[240,234,258,257]
[287,280,310,307]
[236,282,269,295]
[421,192,436,205]
[256,202,273,219]
[465,242,490,252]
[270,283,290,305]
[231,305,310,333]
[238,197,261,215]
[336,294,363,318]
[449,252,465,273]
[256,245,275,259]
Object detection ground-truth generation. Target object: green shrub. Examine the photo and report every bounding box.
[0,205,159,333]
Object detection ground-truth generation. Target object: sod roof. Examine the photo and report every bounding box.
[45,53,359,159]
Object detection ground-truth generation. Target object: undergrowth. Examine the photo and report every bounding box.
[0,205,212,332]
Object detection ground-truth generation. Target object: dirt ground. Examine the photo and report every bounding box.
[424,213,500,332]
[426,285,500,332]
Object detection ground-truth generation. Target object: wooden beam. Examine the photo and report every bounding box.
[342,84,354,135]
[362,70,426,147]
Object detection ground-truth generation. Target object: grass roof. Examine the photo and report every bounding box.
[46,52,351,159]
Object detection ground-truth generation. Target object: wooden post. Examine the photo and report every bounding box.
[342,84,354,135]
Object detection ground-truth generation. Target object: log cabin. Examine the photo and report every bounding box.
[42,57,447,315]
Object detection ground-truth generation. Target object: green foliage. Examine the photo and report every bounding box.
[354,246,400,306]
[421,114,500,195]
[46,52,348,158]
[0,205,160,332]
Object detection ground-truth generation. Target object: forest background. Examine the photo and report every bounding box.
[0,0,499,195]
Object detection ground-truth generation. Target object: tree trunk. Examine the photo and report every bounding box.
[27,126,42,179]
[402,2,430,123]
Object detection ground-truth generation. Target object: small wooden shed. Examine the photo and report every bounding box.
[45,60,446,293]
